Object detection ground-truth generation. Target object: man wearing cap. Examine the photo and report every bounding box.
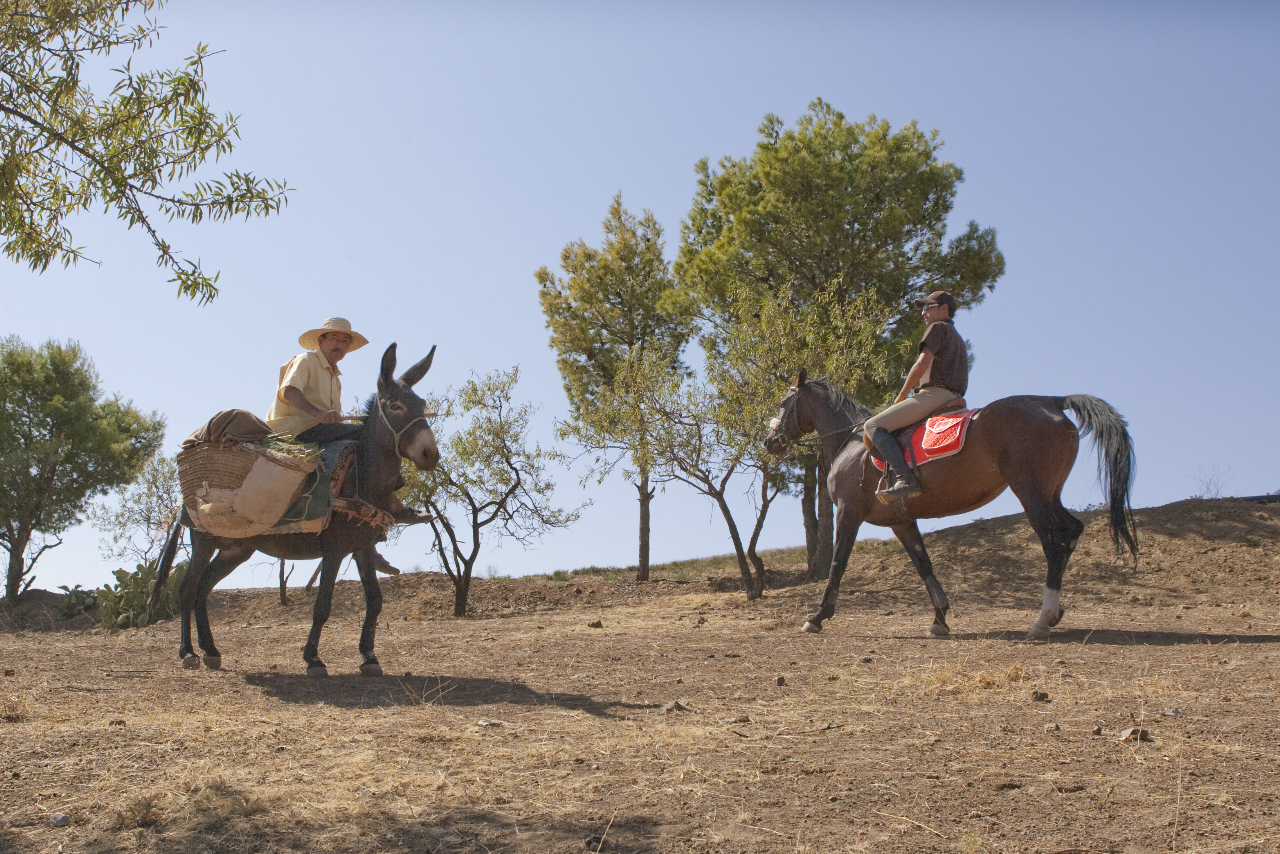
[267,317,369,445]
[862,291,968,502]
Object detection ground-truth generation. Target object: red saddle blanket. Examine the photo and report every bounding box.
[871,409,978,472]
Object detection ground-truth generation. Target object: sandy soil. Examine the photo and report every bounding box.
[1,497,1277,853]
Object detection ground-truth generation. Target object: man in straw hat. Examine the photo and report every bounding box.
[266,317,369,445]
[861,291,969,503]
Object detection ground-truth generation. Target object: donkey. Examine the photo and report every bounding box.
[765,370,1137,640]
[151,343,439,676]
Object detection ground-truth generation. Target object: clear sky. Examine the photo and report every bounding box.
[4,1,1277,593]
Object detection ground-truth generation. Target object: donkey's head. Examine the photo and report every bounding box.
[373,343,440,471]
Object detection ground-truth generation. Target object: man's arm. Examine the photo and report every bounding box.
[893,348,935,404]
[282,386,342,424]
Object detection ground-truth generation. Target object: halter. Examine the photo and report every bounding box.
[769,384,859,456]
[374,394,433,459]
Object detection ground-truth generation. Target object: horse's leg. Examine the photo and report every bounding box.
[191,542,255,669]
[802,503,861,633]
[891,521,952,638]
[302,552,344,677]
[1008,484,1085,640]
[177,533,216,668]
[353,547,384,676]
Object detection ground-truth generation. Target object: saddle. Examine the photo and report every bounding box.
[869,398,977,474]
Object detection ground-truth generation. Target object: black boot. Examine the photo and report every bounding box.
[867,427,921,503]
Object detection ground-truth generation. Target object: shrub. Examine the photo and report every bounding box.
[97,560,187,630]
[56,584,97,618]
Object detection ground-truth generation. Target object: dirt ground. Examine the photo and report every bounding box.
[1,497,1278,854]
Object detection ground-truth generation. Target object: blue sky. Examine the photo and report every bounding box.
[4,1,1277,592]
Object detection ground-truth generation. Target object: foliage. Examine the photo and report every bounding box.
[97,559,185,629]
[1,0,289,302]
[87,451,183,565]
[676,98,1004,403]
[0,336,165,601]
[399,367,583,616]
[57,583,97,618]
[537,195,696,580]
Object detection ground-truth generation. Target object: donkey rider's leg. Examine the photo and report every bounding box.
[803,505,861,633]
[891,521,952,637]
[352,547,385,676]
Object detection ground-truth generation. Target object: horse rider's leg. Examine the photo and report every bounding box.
[303,553,344,677]
[191,542,255,670]
[803,505,861,633]
[353,547,385,676]
[177,533,217,668]
[891,521,952,638]
[1008,482,1084,640]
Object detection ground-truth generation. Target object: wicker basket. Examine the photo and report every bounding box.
[176,443,317,536]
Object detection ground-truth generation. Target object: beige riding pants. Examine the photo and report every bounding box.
[862,386,959,446]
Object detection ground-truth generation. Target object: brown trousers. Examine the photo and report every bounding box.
[862,386,959,447]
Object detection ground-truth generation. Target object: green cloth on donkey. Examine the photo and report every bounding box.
[268,440,359,535]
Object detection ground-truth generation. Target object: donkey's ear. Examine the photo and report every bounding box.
[796,367,808,387]
[399,345,436,388]
[379,343,398,390]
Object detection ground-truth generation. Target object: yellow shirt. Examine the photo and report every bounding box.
[265,350,342,437]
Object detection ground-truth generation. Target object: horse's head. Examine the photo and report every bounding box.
[374,343,440,471]
[765,368,813,457]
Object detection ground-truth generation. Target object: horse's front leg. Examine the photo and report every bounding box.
[303,552,344,677]
[891,521,951,638]
[353,547,384,676]
[803,505,861,634]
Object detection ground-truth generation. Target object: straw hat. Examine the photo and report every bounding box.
[299,317,368,352]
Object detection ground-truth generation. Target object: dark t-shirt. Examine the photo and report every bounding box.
[920,320,968,396]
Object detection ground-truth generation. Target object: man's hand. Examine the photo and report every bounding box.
[317,409,342,425]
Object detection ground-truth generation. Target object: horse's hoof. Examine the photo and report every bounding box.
[1048,606,1066,628]
[1025,626,1051,641]
[801,621,822,634]
[202,655,222,670]
[927,623,951,638]
[359,661,383,677]
[182,655,201,670]
[306,665,329,679]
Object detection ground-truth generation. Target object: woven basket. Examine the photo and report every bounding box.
[175,443,315,515]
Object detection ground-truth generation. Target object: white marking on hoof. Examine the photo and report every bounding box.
[359,661,383,677]
[182,655,200,670]
[306,665,329,679]
[202,655,221,670]
[801,621,822,634]
[927,623,951,638]
[1026,617,1053,641]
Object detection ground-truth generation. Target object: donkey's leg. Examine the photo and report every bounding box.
[891,521,952,638]
[1009,486,1084,640]
[303,553,344,677]
[191,543,255,669]
[353,547,384,676]
[803,505,861,633]
[177,533,217,668]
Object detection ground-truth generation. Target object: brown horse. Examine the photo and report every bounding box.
[765,370,1137,640]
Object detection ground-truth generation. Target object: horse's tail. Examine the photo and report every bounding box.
[148,516,184,614]
[1061,394,1138,561]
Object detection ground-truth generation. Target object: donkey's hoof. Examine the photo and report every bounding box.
[927,622,951,638]
[801,621,822,634]
[306,664,329,679]
[1048,606,1066,628]
[359,661,383,677]
[202,655,222,670]
[182,655,201,670]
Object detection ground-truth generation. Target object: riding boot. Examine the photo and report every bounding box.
[867,427,922,502]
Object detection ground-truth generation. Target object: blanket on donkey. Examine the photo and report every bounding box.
[267,440,360,535]
[870,409,978,472]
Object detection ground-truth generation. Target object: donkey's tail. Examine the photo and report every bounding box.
[148,516,184,614]
[1062,394,1138,561]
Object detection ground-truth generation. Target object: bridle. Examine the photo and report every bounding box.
[374,393,435,459]
[768,384,860,456]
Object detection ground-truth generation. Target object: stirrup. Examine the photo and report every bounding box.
[877,471,921,503]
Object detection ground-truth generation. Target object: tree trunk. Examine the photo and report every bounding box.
[452,570,472,617]
[746,467,780,594]
[278,558,292,606]
[712,493,762,600]
[635,469,654,582]
[4,527,32,602]
[801,458,820,580]
[815,453,834,579]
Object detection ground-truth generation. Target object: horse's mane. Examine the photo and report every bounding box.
[807,378,874,426]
